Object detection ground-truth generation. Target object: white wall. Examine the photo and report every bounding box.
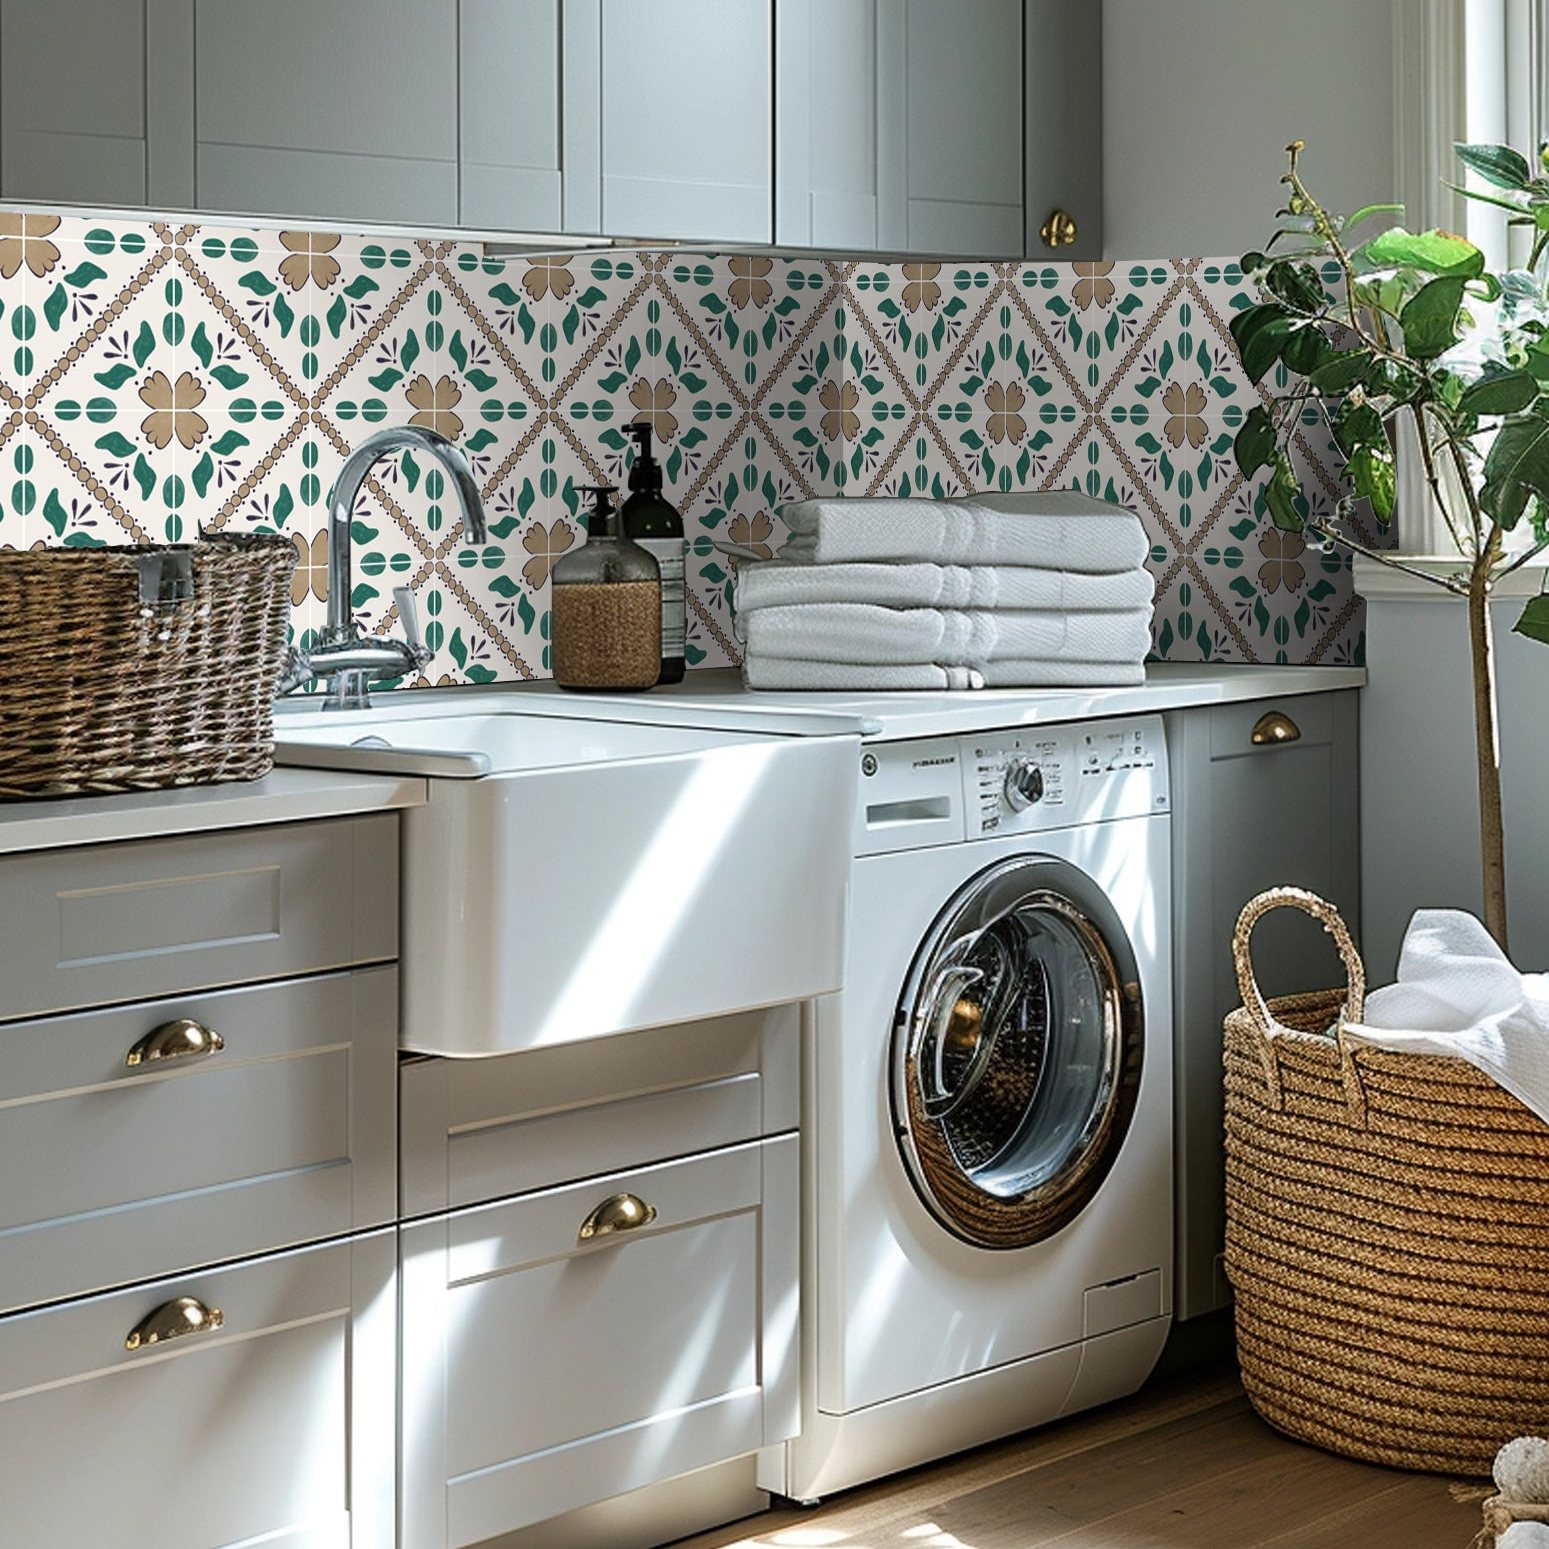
[1102,0,1397,258]
[1359,589,1549,981]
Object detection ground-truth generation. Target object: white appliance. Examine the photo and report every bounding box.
[764,713,1174,1502]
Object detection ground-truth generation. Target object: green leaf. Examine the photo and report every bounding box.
[1360,226,1485,279]
[1346,443,1396,523]
[273,292,295,336]
[1308,350,1374,395]
[43,488,67,537]
[1457,370,1540,417]
[133,320,156,367]
[191,452,214,498]
[1281,324,1333,377]
[62,261,106,287]
[1332,397,1385,456]
[1481,407,1549,527]
[343,275,379,300]
[401,331,420,373]
[1513,593,1549,645]
[240,273,276,296]
[191,321,214,368]
[1234,405,1277,477]
[449,627,468,669]
[273,483,294,527]
[449,330,468,372]
[350,519,378,544]
[1228,302,1295,385]
[94,362,135,389]
[43,284,67,331]
[1397,274,1466,359]
[623,336,641,375]
[517,592,536,634]
[326,294,347,339]
[132,453,156,502]
[1264,260,1325,312]
[464,368,498,392]
[210,428,248,456]
[211,364,249,390]
[1264,454,1305,531]
[1455,141,1533,190]
[94,431,136,457]
[667,335,683,375]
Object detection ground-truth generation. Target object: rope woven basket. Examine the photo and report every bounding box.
[1224,887,1549,1477]
[0,534,296,798]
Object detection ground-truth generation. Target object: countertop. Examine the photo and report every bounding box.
[0,767,426,856]
[277,662,1365,743]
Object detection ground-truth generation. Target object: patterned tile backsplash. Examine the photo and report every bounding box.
[0,214,1365,683]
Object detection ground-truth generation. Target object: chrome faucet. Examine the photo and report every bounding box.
[277,425,488,709]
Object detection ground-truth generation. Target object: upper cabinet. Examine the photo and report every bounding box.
[463,0,773,244]
[0,0,1100,257]
[776,0,1023,257]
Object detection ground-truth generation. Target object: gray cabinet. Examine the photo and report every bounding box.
[1167,691,1360,1321]
[398,1007,801,1548]
[194,0,459,225]
[0,814,402,1549]
[463,0,774,242]
[776,0,1023,255]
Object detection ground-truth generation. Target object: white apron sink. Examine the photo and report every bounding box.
[275,701,857,1056]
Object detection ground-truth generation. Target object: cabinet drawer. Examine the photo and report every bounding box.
[0,968,397,1313]
[0,815,397,1022]
[400,1003,799,1217]
[401,1135,798,1548]
[0,1229,396,1549]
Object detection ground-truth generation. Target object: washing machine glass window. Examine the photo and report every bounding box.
[892,855,1145,1250]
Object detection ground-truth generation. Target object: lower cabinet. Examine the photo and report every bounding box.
[0,1229,398,1549]
[1167,690,1361,1321]
[399,1006,802,1549]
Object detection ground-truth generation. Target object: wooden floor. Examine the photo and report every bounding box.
[674,1366,1484,1549]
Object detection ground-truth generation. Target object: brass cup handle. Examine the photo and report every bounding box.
[577,1192,657,1245]
[125,1295,225,1352]
[125,1017,225,1069]
[1250,710,1302,747]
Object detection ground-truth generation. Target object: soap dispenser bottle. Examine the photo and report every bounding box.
[619,421,686,684]
[550,484,661,691]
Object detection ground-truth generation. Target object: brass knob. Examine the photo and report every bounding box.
[1040,209,1078,248]
[577,1192,657,1244]
[125,1017,225,1069]
[125,1296,225,1351]
[1250,710,1302,746]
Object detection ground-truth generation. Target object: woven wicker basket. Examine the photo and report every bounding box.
[1224,887,1549,1477]
[0,534,296,798]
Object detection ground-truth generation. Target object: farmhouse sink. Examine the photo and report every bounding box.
[274,701,858,1056]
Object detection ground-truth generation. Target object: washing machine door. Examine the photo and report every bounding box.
[892,854,1144,1249]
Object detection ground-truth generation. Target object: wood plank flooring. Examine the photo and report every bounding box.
[674,1367,1484,1549]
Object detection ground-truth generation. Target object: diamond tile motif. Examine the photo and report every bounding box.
[10,205,1363,675]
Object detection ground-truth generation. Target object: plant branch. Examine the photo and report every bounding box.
[1496,532,1549,579]
[1411,403,1472,557]
[1307,522,1469,593]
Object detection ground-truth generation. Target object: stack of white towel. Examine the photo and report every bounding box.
[731,491,1154,691]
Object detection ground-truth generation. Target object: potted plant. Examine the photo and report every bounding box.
[1232,139,1549,952]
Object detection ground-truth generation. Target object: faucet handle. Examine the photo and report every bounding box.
[394,585,432,668]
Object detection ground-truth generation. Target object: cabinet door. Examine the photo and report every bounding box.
[0,0,148,204]
[0,1230,397,1549]
[458,0,563,231]
[775,0,1022,256]
[1168,692,1360,1320]
[193,0,458,225]
[563,0,772,243]
[400,1137,798,1548]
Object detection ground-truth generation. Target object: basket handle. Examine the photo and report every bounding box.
[1232,888,1369,1120]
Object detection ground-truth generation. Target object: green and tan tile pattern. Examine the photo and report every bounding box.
[0,216,1365,680]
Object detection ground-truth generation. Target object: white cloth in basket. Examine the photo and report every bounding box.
[1345,909,1549,1125]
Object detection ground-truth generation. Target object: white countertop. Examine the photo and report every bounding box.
[285,662,1364,742]
[0,767,426,856]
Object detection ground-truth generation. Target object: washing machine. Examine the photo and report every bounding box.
[762,712,1173,1503]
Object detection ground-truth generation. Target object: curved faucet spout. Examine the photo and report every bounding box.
[325,425,487,639]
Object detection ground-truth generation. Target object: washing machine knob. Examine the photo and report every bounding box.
[1002,755,1045,811]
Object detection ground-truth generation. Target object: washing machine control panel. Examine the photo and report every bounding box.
[962,716,1168,835]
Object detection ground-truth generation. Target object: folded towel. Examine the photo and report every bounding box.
[741,655,1146,691]
[739,602,1152,666]
[733,558,1155,615]
[1345,909,1549,1126]
[779,493,1147,571]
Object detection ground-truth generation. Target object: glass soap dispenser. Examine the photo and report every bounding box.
[550,484,662,691]
[620,421,686,684]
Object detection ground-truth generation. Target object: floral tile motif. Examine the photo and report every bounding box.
[534,250,652,402]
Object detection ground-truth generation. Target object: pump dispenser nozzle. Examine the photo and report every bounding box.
[624,423,663,494]
[618,422,685,684]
